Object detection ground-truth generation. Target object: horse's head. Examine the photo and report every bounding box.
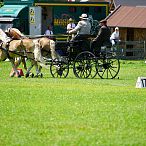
[5,28,23,40]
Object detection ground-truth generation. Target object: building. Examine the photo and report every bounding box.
[34,0,110,34]
[106,5,146,59]
[106,0,146,11]
[0,0,110,35]
[107,5,146,42]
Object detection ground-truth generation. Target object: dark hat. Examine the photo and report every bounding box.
[100,19,107,23]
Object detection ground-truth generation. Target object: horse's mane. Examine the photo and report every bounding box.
[4,28,26,40]
[8,28,23,40]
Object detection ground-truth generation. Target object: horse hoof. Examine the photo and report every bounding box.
[10,71,15,77]
[30,73,34,78]
[40,73,43,78]
[16,74,21,78]
[10,74,14,77]
[17,75,21,78]
[25,73,29,78]
[35,73,43,78]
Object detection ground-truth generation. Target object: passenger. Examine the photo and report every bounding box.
[67,18,76,40]
[68,13,91,41]
[91,19,111,55]
[67,18,76,32]
[110,27,120,46]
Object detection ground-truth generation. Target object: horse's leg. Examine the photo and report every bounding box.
[21,57,27,71]
[9,57,27,77]
[9,57,21,76]
[14,57,23,68]
[34,61,43,77]
[15,57,20,65]
[9,58,21,77]
[25,63,34,78]
[25,60,41,78]
[39,66,42,73]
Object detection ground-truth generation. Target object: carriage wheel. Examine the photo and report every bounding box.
[97,53,120,79]
[73,51,97,79]
[50,60,69,78]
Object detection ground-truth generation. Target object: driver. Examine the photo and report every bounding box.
[91,19,111,55]
[68,13,91,41]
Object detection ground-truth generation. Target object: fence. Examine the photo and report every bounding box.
[115,41,146,60]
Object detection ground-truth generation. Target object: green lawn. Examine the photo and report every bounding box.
[0,60,145,146]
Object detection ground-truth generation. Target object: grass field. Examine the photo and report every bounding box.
[0,60,146,146]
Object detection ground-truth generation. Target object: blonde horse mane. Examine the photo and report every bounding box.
[5,28,25,40]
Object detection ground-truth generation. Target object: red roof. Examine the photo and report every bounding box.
[107,5,146,28]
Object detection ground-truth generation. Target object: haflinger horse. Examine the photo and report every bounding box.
[0,28,42,77]
[6,28,58,73]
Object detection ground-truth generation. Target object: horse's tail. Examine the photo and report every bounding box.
[33,39,48,69]
[49,39,65,62]
[49,39,58,60]
[33,39,42,61]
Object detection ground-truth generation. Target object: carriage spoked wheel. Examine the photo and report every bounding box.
[50,59,69,78]
[97,52,120,79]
[73,51,97,79]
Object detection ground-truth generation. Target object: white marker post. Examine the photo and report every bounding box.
[136,77,146,88]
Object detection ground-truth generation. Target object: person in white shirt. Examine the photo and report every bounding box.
[68,14,91,41]
[67,18,76,40]
[67,18,76,31]
[110,27,120,46]
[68,14,91,51]
[45,25,53,36]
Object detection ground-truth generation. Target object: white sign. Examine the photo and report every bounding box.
[135,77,146,88]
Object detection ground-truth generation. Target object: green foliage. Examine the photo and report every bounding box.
[0,60,145,146]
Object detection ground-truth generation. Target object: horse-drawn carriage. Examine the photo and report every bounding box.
[0,26,120,79]
[48,34,120,79]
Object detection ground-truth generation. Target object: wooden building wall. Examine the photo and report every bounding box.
[118,28,146,42]
[114,27,146,59]
[119,28,127,41]
[134,28,146,42]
